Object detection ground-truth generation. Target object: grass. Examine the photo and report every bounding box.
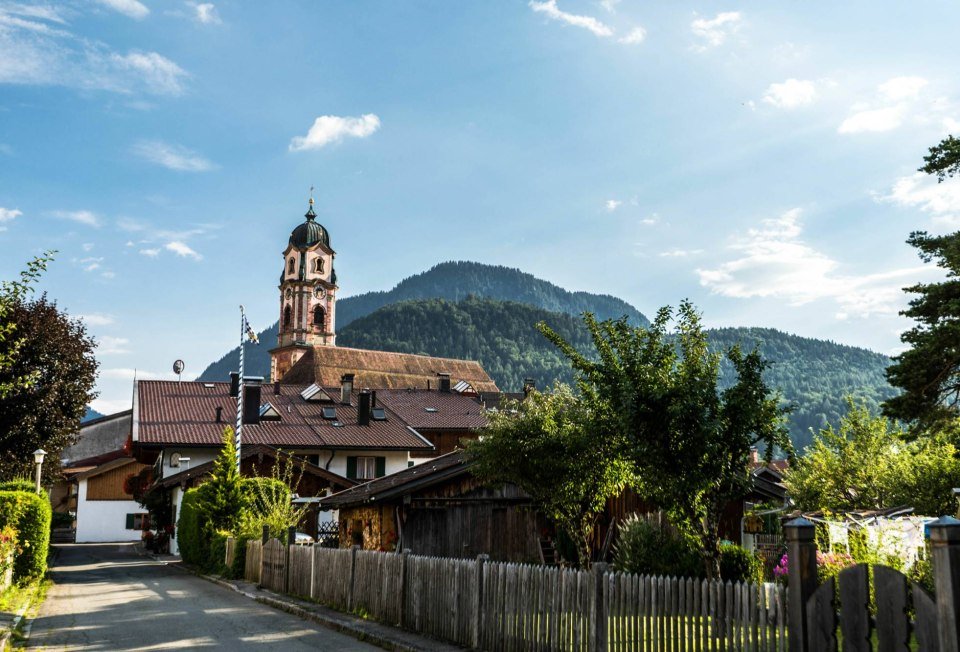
[0,577,50,649]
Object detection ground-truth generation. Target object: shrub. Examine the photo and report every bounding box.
[0,490,51,581]
[719,543,765,584]
[228,534,251,580]
[238,474,303,541]
[0,479,37,493]
[207,530,230,575]
[612,515,702,578]
[176,488,204,566]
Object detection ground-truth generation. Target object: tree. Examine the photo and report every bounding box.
[467,384,632,568]
[0,293,97,481]
[539,302,792,578]
[786,401,960,516]
[0,253,55,399]
[196,427,246,534]
[883,135,960,430]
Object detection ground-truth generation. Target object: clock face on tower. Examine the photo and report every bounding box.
[314,286,326,300]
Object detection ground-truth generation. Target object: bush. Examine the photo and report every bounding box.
[176,488,204,566]
[612,516,702,578]
[719,544,765,584]
[207,530,230,574]
[228,534,251,580]
[0,479,37,493]
[0,490,52,581]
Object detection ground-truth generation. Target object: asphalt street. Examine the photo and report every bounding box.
[27,543,379,650]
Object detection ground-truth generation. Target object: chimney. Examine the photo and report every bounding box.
[215,406,223,423]
[229,372,240,398]
[242,378,263,425]
[371,390,377,409]
[340,373,354,405]
[437,372,451,393]
[749,447,759,465]
[523,378,536,398]
[358,389,371,426]
[273,381,281,396]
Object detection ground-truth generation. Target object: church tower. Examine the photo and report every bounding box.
[269,197,338,382]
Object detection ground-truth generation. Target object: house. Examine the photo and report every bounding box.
[374,387,488,460]
[67,455,151,543]
[319,450,542,562]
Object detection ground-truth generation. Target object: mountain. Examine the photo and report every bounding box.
[198,261,648,382]
[82,407,104,422]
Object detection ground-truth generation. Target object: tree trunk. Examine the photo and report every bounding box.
[701,516,722,579]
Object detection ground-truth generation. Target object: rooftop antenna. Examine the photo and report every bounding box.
[173,359,185,385]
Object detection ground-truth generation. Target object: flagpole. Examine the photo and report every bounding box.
[236,305,245,473]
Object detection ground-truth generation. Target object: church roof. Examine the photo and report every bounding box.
[289,201,330,249]
[280,346,500,393]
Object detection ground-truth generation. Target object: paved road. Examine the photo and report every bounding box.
[28,543,378,651]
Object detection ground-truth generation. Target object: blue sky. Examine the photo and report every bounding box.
[2,1,959,413]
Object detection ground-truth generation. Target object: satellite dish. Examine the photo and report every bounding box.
[173,360,185,375]
[170,452,181,468]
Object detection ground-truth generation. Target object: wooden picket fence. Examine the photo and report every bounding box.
[224,537,237,570]
[229,538,786,650]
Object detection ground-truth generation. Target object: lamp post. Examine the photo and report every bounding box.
[33,449,46,494]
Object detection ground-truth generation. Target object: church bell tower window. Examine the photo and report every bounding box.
[313,305,326,331]
[288,257,295,274]
[283,305,292,332]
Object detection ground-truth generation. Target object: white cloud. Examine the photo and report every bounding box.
[98,368,166,380]
[691,12,741,50]
[879,76,928,102]
[79,256,103,272]
[660,248,703,258]
[600,0,620,12]
[289,114,381,152]
[139,247,160,257]
[77,313,114,326]
[639,213,660,226]
[0,207,21,223]
[165,241,202,260]
[111,52,187,95]
[697,208,932,319]
[0,8,188,96]
[51,209,100,227]
[188,2,221,24]
[100,270,115,279]
[529,0,613,38]
[618,27,646,45]
[838,106,904,134]
[762,79,816,109]
[97,0,149,20]
[89,397,133,414]
[96,335,130,354]
[605,199,622,212]
[880,172,960,227]
[132,140,215,171]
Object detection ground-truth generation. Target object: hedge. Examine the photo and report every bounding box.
[0,490,52,581]
[207,530,230,575]
[176,488,204,566]
[0,479,38,494]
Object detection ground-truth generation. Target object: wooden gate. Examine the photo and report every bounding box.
[260,538,286,593]
[805,563,939,651]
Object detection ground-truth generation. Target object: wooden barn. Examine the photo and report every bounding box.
[319,451,543,563]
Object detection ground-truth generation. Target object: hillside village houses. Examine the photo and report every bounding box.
[57,199,501,551]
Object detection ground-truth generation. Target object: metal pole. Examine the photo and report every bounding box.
[34,461,41,494]
[236,305,245,473]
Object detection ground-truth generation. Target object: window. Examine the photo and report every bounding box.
[371,407,386,421]
[315,257,324,273]
[322,406,337,420]
[346,455,386,480]
[313,305,325,330]
[125,513,149,530]
[283,305,292,331]
[288,257,295,274]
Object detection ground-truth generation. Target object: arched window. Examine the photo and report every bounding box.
[283,305,292,331]
[315,258,324,273]
[288,257,295,274]
[313,304,326,331]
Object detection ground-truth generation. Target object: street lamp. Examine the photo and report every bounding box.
[33,449,46,494]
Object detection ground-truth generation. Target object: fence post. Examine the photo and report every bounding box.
[310,543,318,601]
[929,515,960,652]
[398,549,411,628]
[284,526,296,595]
[261,524,269,544]
[785,517,818,652]
[473,553,489,649]
[347,545,360,612]
[591,562,609,652]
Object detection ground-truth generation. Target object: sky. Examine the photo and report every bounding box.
[2,1,960,414]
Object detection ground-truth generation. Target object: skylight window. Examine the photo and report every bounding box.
[203,383,215,389]
[322,406,337,420]
[424,407,439,413]
[371,407,386,421]
[259,403,281,421]
[301,383,332,402]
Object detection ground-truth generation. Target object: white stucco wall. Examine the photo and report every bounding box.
[161,448,217,479]
[75,479,147,543]
[325,450,410,480]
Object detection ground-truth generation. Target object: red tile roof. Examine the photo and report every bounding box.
[374,389,488,431]
[135,380,434,451]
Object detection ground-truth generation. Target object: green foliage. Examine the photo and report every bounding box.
[50,512,73,529]
[199,261,648,382]
[718,544,765,585]
[237,456,307,540]
[920,134,960,181]
[196,427,246,534]
[207,530,231,575]
[0,490,52,581]
[0,479,36,494]
[227,534,252,580]
[785,401,960,515]
[0,293,98,482]
[612,516,701,578]
[540,302,792,578]
[467,385,633,568]
[176,488,204,566]
[0,252,55,400]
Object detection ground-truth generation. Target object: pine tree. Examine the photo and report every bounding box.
[197,427,246,534]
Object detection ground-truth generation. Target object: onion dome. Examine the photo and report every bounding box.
[289,197,330,249]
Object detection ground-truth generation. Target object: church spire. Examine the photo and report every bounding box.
[305,190,316,220]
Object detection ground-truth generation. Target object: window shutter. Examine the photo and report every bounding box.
[125,513,135,530]
[375,456,386,478]
[346,456,357,480]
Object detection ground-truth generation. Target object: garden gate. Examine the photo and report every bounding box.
[785,516,960,652]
